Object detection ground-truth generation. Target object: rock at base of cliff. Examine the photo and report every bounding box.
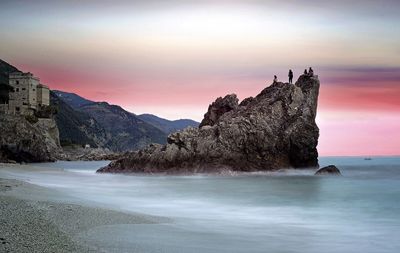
[315,165,341,175]
[0,115,62,163]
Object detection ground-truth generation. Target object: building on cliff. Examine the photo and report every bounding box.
[0,72,50,115]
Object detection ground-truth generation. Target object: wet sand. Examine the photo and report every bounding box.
[0,165,169,253]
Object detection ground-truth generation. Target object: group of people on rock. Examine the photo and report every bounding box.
[273,67,314,84]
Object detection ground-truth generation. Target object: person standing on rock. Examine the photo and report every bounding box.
[288,70,293,84]
[309,67,314,76]
[273,75,278,83]
[304,69,308,75]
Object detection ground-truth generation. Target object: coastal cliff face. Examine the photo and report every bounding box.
[0,115,62,163]
[98,74,320,173]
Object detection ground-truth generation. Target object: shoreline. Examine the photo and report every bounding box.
[0,175,169,253]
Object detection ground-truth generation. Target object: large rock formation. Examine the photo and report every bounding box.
[98,74,320,174]
[0,115,62,163]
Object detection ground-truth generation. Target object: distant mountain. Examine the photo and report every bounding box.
[50,91,109,148]
[53,90,94,109]
[79,102,167,151]
[54,90,167,151]
[51,91,167,151]
[138,114,199,134]
[53,90,199,135]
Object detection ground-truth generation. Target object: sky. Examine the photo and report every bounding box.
[0,0,399,156]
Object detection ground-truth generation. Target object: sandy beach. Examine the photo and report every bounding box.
[0,164,168,253]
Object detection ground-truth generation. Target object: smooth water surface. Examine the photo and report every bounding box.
[1,157,400,253]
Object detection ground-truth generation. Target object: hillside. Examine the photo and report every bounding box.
[50,91,109,148]
[138,114,199,134]
[79,102,167,151]
[52,90,94,109]
[53,90,199,136]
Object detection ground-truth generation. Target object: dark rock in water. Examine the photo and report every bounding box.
[315,165,341,175]
[98,74,320,174]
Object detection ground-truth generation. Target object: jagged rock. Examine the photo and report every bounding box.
[239,96,255,107]
[0,115,62,162]
[315,165,341,175]
[98,74,320,174]
[199,94,239,127]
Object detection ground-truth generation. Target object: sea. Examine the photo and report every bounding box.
[1,156,400,253]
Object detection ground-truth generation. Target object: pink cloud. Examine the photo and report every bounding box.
[319,82,400,112]
[318,113,400,156]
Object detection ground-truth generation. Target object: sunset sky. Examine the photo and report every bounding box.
[1,0,399,156]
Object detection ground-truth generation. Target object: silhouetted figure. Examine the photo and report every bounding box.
[309,67,314,77]
[288,69,293,84]
[304,69,308,75]
[273,75,278,83]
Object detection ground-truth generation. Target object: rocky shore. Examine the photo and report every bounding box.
[98,74,320,174]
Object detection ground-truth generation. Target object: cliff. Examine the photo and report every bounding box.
[98,74,320,174]
[0,115,62,163]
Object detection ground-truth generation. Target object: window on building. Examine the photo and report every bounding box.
[16,107,20,111]
[23,102,28,105]
[33,89,36,91]
[16,88,19,92]
[16,81,19,84]
[22,88,26,91]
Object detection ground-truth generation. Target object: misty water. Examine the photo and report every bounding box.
[2,157,400,253]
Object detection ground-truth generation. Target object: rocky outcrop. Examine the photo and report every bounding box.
[98,74,320,174]
[199,94,239,127]
[315,165,341,175]
[0,115,62,163]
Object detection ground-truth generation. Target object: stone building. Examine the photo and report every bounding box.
[0,72,50,115]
